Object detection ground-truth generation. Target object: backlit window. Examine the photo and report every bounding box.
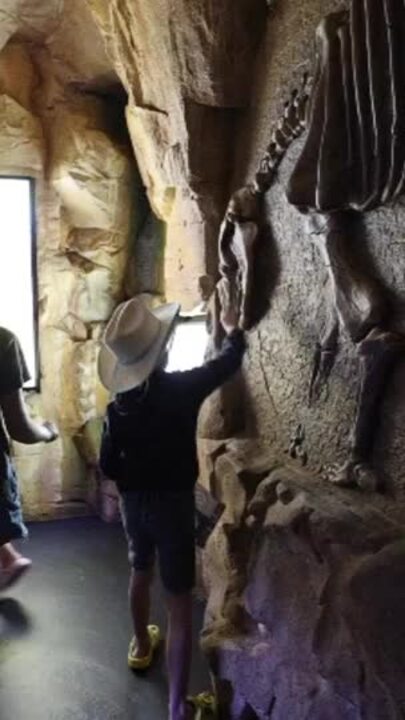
[167,315,208,372]
[0,177,38,388]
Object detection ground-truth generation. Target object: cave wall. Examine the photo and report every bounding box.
[0,0,269,517]
[85,0,268,307]
[1,2,405,716]
[197,1,405,718]
[0,4,138,518]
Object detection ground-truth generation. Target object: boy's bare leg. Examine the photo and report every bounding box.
[167,591,193,720]
[129,568,153,657]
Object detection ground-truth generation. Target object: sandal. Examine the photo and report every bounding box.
[187,692,217,719]
[128,624,161,670]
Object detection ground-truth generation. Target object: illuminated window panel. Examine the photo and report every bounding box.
[167,316,208,372]
[0,177,38,389]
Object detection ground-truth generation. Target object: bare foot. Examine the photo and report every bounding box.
[0,544,32,590]
[0,543,22,570]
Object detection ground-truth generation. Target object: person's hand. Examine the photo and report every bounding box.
[220,304,240,335]
[217,279,241,335]
[43,421,59,443]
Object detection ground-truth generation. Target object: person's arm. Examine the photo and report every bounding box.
[177,291,247,403]
[0,330,58,444]
[178,328,246,404]
[0,390,58,444]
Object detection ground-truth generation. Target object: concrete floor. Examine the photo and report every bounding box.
[0,517,209,720]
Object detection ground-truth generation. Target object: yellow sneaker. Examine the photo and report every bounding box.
[127,624,161,670]
[187,692,217,718]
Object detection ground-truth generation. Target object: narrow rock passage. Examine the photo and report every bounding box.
[0,517,208,720]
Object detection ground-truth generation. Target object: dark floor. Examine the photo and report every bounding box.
[0,517,209,720]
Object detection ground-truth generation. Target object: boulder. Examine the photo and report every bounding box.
[202,461,405,719]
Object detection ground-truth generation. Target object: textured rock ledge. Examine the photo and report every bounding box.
[200,454,405,720]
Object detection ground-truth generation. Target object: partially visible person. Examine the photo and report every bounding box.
[98,297,245,720]
[0,327,58,589]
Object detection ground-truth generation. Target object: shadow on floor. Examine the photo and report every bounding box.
[0,598,32,638]
[0,517,209,720]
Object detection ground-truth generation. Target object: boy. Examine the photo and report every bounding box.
[98,297,245,720]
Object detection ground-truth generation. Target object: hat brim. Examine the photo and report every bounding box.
[98,302,180,393]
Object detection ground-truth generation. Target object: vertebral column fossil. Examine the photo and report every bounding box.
[211,78,310,347]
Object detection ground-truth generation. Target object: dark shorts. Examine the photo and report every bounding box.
[0,453,28,546]
[120,490,195,595]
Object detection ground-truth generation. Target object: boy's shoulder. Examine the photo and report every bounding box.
[160,367,201,388]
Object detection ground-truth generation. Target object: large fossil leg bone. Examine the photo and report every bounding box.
[213,186,261,345]
[309,213,388,342]
[309,212,405,489]
[225,220,258,330]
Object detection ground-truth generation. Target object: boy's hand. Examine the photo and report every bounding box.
[220,304,240,335]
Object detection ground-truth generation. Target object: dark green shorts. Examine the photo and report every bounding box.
[120,490,195,595]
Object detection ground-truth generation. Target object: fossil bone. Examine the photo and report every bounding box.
[307,212,404,489]
[213,185,261,342]
[288,0,405,212]
[212,78,311,347]
[287,0,405,490]
[255,75,310,193]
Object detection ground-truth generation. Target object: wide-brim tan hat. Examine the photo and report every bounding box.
[98,297,180,394]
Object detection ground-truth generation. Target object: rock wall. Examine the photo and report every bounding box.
[0,0,269,516]
[198,1,405,718]
[85,0,268,307]
[202,462,405,720]
[1,3,405,716]
[0,5,139,518]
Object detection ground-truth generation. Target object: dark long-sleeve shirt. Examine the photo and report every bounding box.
[99,329,245,492]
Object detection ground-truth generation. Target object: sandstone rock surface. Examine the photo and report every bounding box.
[0,0,270,515]
[0,10,136,518]
[86,0,268,306]
[0,0,269,514]
[201,460,405,719]
[2,2,405,716]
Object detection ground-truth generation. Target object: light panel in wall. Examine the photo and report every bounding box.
[0,177,38,389]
